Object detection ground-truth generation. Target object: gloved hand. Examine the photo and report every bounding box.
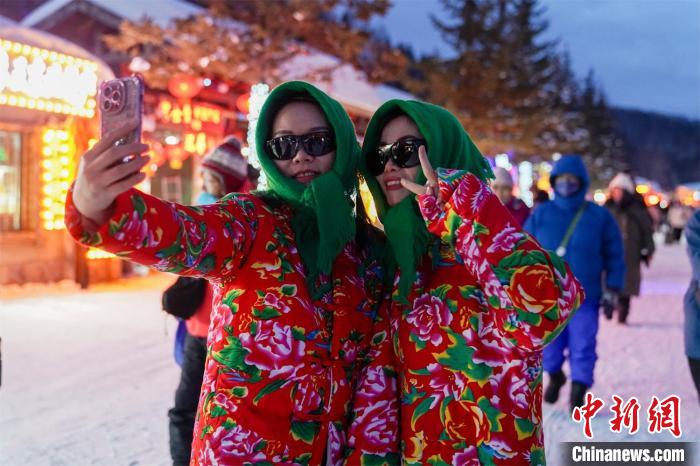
[601,289,619,320]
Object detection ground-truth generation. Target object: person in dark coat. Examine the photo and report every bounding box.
[525,155,625,411]
[604,173,655,324]
[684,209,700,404]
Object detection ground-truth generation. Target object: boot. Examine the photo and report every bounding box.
[603,303,614,320]
[544,370,566,404]
[570,382,588,412]
[618,297,630,324]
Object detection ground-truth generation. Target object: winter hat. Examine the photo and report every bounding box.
[361,99,493,301]
[255,81,360,298]
[608,173,635,193]
[201,136,248,193]
[492,167,514,187]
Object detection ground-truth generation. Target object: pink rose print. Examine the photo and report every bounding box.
[350,399,398,455]
[114,210,159,248]
[327,423,347,466]
[451,174,489,218]
[452,445,480,465]
[201,425,267,464]
[486,226,524,254]
[462,318,511,367]
[263,292,291,314]
[489,360,532,420]
[427,363,468,400]
[239,321,306,376]
[406,293,453,346]
[357,366,396,400]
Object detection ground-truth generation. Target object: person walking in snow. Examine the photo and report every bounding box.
[684,208,700,404]
[66,81,386,465]
[604,173,655,324]
[525,155,625,411]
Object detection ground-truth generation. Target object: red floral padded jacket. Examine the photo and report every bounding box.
[346,170,585,466]
[65,188,385,466]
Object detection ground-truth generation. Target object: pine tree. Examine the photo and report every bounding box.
[576,71,627,187]
[423,0,569,158]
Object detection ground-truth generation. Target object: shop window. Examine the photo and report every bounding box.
[0,130,22,232]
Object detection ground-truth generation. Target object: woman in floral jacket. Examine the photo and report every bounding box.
[66,81,385,465]
[346,101,584,465]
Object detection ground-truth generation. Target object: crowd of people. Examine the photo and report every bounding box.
[65,80,698,465]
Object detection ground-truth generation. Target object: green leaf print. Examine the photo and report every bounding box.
[404,386,426,405]
[212,336,250,371]
[427,457,451,466]
[231,386,248,398]
[293,453,312,466]
[292,326,306,341]
[362,453,401,466]
[131,194,147,218]
[515,417,536,438]
[411,396,436,430]
[222,289,245,312]
[210,405,227,418]
[517,308,542,326]
[477,397,504,433]
[543,306,560,322]
[430,284,453,300]
[290,420,320,444]
[280,284,297,296]
[253,379,286,404]
[253,307,282,319]
[529,447,546,466]
[472,221,490,238]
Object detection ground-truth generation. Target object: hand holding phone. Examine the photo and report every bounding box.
[99,75,144,163]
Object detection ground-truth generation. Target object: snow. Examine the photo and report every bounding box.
[21,0,203,29]
[2,245,696,464]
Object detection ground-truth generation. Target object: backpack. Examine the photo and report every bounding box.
[161,276,207,320]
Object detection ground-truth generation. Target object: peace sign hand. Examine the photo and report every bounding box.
[399,146,443,203]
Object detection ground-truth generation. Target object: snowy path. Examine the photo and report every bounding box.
[1,244,698,465]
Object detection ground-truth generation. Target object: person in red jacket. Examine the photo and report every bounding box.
[66,81,385,466]
[168,135,258,466]
[346,100,584,465]
[492,166,530,227]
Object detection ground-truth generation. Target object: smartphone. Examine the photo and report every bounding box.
[98,75,144,163]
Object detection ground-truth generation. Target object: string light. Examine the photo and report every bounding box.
[0,38,98,116]
[40,128,74,230]
[246,82,270,189]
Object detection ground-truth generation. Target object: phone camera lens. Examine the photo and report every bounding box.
[112,91,122,102]
[103,101,112,111]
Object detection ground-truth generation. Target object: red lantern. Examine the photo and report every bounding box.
[236,93,250,114]
[168,74,203,100]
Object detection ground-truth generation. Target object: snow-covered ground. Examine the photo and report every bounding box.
[0,244,697,465]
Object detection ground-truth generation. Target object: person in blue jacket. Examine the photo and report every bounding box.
[684,209,700,405]
[525,155,625,411]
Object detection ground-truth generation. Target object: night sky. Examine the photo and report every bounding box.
[379,0,700,120]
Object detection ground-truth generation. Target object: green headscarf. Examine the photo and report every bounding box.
[255,81,359,297]
[361,100,494,300]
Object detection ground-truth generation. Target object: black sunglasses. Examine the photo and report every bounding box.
[265,131,335,160]
[368,137,427,176]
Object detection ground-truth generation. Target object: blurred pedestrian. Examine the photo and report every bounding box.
[531,187,550,210]
[167,135,256,466]
[491,166,530,226]
[604,173,655,324]
[525,155,625,411]
[684,209,700,404]
[668,200,692,243]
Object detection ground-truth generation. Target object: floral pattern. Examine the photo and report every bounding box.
[65,187,385,466]
[346,170,584,465]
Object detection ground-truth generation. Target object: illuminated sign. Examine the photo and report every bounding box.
[0,38,98,117]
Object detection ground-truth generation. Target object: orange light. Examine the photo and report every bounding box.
[647,194,660,205]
